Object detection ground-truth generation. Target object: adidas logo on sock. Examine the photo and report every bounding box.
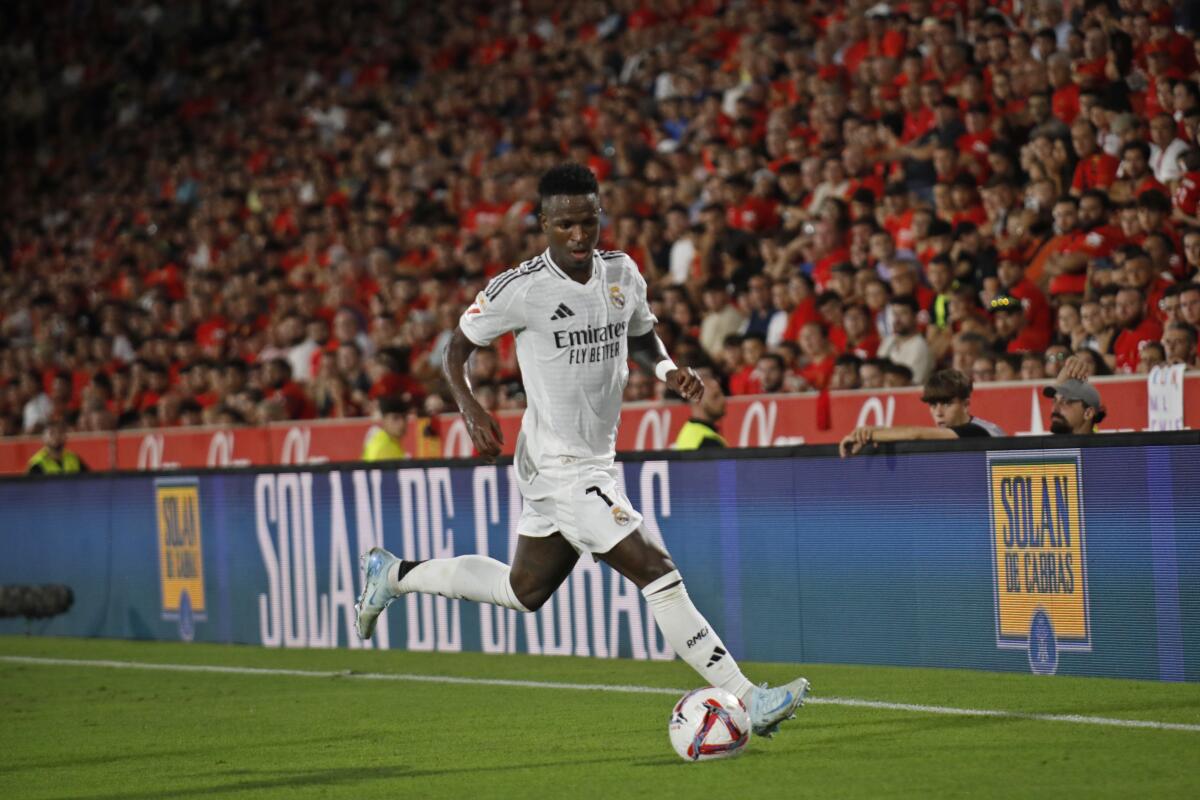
[550,303,575,321]
[707,646,726,667]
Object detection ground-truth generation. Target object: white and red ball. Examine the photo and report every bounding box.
[668,687,751,762]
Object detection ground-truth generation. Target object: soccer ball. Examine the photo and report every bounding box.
[668,687,751,762]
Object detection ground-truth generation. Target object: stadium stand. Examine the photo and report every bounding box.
[2,0,1199,439]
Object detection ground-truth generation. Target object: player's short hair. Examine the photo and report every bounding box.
[538,163,599,200]
[921,369,973,403]
[889,294,920,313]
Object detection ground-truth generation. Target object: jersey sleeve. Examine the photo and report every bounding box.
[627,261,658,337]
[459,274,529,347]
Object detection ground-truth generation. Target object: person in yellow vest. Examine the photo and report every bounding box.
[674,374,727,450]
[26,420,89,475]
[361,396,410,462]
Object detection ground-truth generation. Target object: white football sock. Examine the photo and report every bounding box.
[389,556,529,612]
[641,570,755,702]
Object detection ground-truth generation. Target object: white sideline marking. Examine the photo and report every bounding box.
[3,655,1198,733]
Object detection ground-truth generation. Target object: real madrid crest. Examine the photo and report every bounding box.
[611,506,632,526]
[609,285,626,309]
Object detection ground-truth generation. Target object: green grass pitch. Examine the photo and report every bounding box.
[2,636,1198,799]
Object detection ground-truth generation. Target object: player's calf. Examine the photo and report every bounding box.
[640,569,810,738]
[356,548,532,640]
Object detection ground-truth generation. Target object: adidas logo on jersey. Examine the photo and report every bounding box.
[550,303,575,321]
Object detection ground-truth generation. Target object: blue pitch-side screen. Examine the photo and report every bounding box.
[1,443,1197,681]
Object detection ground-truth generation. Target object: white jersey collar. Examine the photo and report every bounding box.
[543,248,599,284]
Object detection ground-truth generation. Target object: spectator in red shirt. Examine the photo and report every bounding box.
[807,219,852,291]
[830,354,862,390]
[996,257,1053,350]
[724,175,779,233]
[728,335,766,396]
[1118,140,1168,199]
[842,303,881,359]
[957,104,995,174]
[797,323,837,391]
[1122,248,1172,320]
[989,293,1045,355]
[1071,119,1120,194]
[814,291,849,352]
[755,353,787,395]
[1048,54,1081,124]
[842,143,884,202]
[1113,285,1165,372]
[263,358,316,420]
[1078,189,1126,259]
[1173,150,1200,225]
[1042,193,1113,297]
[881,182,918,252]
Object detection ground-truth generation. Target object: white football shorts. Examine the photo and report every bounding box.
[514,446,642,556]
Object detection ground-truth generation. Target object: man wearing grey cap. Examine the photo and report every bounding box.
[1044,379,1106,435]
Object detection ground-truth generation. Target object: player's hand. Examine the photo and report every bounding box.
[462,403,503,463]
[666,367,704,402]
[839,426,877,458]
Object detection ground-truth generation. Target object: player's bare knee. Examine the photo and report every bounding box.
[508,572,548,612]
[620,552,677,589]
[515,585,552,612]
[640,556,677,586]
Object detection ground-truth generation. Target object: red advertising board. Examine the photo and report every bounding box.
[1,374,1195,474]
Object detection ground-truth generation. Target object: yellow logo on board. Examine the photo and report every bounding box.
[155,479,206,635]
[988,451,1091,670]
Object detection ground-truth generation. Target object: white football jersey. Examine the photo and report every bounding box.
[459,248,657,461]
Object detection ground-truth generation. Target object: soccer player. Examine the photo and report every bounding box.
[356,164,809,738]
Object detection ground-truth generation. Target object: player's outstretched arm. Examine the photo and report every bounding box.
[443,326,503,462]
[628,330,703,401]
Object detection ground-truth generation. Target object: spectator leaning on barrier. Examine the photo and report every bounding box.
[361,396,409,463]
[1044,353,1108,435]
[1043,379,1106,435]
[839,369,1005,458]
[674,375,727,451]
[26,419,88,475]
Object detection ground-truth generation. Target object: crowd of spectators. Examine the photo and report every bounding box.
[3,0,1200,438]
